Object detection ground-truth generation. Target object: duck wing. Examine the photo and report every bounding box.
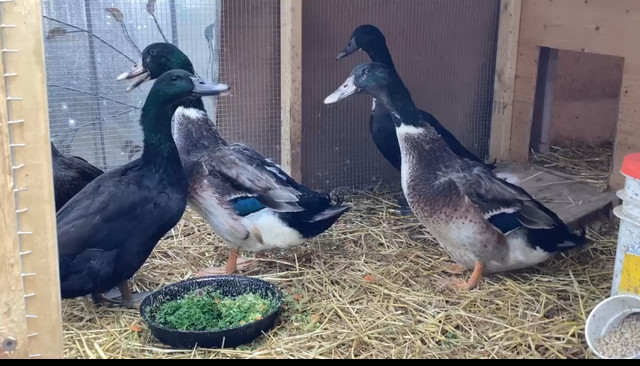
[186,143,306,214]
[446,163,561,234]
[57,161,181,258]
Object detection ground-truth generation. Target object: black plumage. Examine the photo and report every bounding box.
[57,70,229,308]
[337,24,494,171]
[51,142,103,212]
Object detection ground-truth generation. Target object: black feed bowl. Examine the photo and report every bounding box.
[139,276,283,349]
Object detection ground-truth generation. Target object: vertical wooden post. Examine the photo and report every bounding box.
[1,0,63,359]
[281,0,303,181]
[0,56,28,359]
[489,0,522,161]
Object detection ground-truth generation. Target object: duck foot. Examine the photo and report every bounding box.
[102,282,151,309]
[195,249,257,277]
[443,263,466,275]
[439,261,485,291]
[91,293,121,308]
[394,195,414,216]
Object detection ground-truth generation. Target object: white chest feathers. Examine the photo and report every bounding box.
[396,125,426,195]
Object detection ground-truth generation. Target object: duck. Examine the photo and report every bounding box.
[118,43,350,276]
[336,24,495,172]
[51,141,104,212]
[324,63,589,290]
[57,69,229,308]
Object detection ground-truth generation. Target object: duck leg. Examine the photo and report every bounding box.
[457,261,485,290]
[91,293,120,307]
[118,282,135,309]
[100,282,151,309]
[195,248,256,277]
[441,261,485,291]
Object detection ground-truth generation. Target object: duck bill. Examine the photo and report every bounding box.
[336,39,359,60]
[324,75,358,104]
[191,76,230,96]
[117,59,150,92]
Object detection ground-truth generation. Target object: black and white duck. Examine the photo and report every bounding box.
[325,63,589,290]
[336,25,495,172]
[57,69,229,308]
[118,43,350,276]
[51,142,103,212]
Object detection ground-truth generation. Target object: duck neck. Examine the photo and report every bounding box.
[377,83,423,129]
[172,97,227,150]
[366,43,396,71]
[140,101,181,168]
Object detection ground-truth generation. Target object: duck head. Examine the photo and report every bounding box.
[336,24,387,60]
[324,62,397,104]
[117,43,220,93]
[146,69,230,107]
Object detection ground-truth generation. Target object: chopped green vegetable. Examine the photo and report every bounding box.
[152,289,277,332]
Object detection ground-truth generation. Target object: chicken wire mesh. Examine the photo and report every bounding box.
[301,0,500,189]
[42,0,281,170]
[42,0,499,191]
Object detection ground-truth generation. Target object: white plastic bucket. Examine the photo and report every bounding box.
[612,163,640,297]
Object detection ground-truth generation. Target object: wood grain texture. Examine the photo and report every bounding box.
[512,0,640,189]
[280,0,303,181]
[490,0,522,161]
[0,26,28,360]
[2,0,63,359]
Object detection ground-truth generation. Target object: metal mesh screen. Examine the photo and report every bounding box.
[42,0,281,170]
[302,0,500,189]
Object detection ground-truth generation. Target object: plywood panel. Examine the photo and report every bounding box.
[549,51,623,146]
[510,0,640,188]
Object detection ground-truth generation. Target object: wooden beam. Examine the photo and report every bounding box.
[281,0,303,181]
[489,0,522,161]
[0,36,28,360]
[2,0,63,359]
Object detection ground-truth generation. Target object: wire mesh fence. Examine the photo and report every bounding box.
[301,0,500,189]
[42,0,281,170]
[41,0,499,191]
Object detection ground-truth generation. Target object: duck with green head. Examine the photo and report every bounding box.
[118,43,350,276]
[325,63,589,290]
[57,69,229,308]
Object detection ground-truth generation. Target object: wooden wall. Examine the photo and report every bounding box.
[492,0,640,189]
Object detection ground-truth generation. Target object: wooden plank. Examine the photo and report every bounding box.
[509,43,540,162]
[510,0,640,188]
[280,0,303,181]
[0,29,28,360]
[489,0,522,161]
[3,0,63,359]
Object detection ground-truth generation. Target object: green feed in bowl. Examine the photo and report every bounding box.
[151,289,279,332]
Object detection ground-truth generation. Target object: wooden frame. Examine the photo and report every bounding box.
[490,0,522,162]
[0,0,63,359]
[280,0,303,181]
[489,0,640,189]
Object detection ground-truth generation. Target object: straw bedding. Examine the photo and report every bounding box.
[62,185,619,359]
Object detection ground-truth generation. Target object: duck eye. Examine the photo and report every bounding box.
[171,75,179,82]
[150,49,157,56]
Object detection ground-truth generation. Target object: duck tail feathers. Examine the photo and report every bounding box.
[556,226,591,251]
[309,205,350,223]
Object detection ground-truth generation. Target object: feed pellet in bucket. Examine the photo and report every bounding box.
[596,314,640,359]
